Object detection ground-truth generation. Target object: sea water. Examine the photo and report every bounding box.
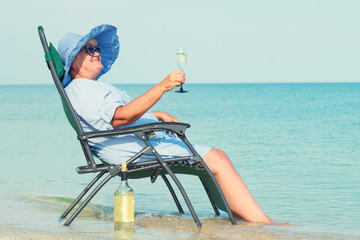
[0,83,359,239]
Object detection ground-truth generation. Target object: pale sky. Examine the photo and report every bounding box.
[1,0,359,85]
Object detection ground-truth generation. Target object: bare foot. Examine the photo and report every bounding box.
[264,219,293,226]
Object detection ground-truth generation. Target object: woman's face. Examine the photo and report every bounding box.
[71,44,104,80]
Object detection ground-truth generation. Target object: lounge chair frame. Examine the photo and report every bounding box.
[38,26,236,227]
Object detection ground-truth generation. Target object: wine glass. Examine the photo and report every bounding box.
[175,48,188,93]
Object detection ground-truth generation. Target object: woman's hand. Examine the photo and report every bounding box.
[152,111,179,122]
[159,70,185,92]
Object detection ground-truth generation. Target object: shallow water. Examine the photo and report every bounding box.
[0,83,359,239]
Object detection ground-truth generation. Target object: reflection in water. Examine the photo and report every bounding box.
[113,230,134,240]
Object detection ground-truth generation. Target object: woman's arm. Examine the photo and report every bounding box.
[111,70,184,128]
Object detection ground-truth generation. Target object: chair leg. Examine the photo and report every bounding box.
[63,173,113,226]
[161,175,184,214]
[198,164,237,225]
[136,134,202,227]
[198,176,220,216]
[61,171,106,219]
[180,136,237,225]
[162,164,201,227]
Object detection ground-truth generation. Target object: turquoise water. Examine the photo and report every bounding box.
[0,83,359,239]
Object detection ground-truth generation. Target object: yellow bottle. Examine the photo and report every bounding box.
[114,162,134,231]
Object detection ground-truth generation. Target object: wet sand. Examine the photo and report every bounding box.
[1,193,359,240]
[0,226,103,240]
[2,221,359,240]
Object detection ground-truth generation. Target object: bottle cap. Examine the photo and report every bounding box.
[121,162,127,172]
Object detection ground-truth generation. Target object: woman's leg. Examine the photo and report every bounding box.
[202,148,273,223]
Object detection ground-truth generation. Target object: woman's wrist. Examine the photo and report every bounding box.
[156,80,171,93]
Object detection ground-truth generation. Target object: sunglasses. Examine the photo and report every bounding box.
[80,46,102,56]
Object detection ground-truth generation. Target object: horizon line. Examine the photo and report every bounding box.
[1,81,360,86]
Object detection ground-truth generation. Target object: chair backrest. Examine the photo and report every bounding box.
[38,27,83,135]
[47,43,80,133]
[38,26,99,170]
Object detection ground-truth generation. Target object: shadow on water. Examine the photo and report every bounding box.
[22,195,360,240]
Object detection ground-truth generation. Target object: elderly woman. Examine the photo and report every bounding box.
[58,24,275,224]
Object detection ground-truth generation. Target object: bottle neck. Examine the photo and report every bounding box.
[115,170,133,193]
[121,171,127,181]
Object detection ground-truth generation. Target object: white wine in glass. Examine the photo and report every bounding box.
[176,48,188,93]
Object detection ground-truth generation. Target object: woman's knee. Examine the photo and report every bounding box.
[203,148,232,173]
[214,148,227,158]
[212,148,230,160]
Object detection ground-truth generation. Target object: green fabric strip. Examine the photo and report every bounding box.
[44,50,53,61]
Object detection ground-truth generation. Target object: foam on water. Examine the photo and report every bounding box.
[11,194,359,240]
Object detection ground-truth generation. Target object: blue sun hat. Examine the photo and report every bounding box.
[58,24,120,87]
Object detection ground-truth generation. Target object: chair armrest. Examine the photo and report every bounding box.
[78,122,191,141]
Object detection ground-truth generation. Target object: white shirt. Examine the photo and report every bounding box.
[65,79,210,164]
